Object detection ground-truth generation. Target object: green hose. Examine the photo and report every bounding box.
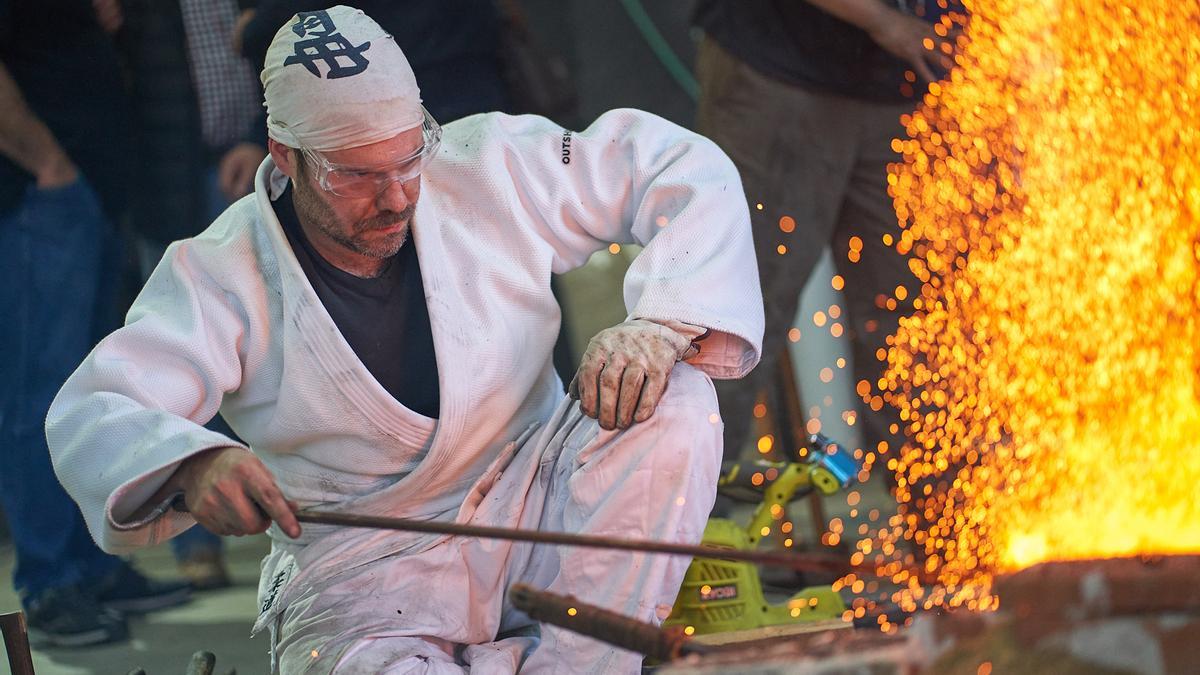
[617,0,700,102]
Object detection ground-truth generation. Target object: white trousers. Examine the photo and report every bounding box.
[272,363,723,673]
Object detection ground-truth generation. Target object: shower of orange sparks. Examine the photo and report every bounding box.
[864,0,1200,612]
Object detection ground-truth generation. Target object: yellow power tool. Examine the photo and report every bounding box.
[664,433,859,635]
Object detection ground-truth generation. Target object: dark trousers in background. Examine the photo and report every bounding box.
[695,37,918,460]
[0,179,122,601]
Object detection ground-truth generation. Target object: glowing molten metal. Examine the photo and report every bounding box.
[871,0,1200,611]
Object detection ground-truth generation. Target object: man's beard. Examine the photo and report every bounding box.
[293,180,415,260]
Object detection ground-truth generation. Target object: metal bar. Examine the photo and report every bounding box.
[294,509,852,572]
[0,611,35,675]
[509,583,708,661]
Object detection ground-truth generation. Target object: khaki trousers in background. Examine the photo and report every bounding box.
[695,37,919,460]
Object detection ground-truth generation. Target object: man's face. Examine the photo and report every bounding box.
[291,127,424,270]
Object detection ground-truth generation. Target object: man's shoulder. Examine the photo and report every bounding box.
[166,195,272,272]
[196,194,261,241]
[439,108,686,155]
[437,111,565,159]
[130,192,288,332]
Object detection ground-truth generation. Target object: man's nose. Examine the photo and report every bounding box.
[375,178,414,212]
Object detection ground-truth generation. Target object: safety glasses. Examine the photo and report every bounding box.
[298,106,442,198]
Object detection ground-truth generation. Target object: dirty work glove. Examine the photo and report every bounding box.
[569,319,705,431]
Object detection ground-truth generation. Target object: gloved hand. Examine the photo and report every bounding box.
[569,319,700,430]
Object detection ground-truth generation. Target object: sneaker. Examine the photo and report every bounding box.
[176,548,232,591]
[25,585,129,648]
[96,563,192,615]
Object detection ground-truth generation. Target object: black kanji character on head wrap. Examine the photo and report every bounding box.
[262,5,425,152]
[283,10,372,80]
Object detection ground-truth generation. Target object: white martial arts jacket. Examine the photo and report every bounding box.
[46,108,763,611]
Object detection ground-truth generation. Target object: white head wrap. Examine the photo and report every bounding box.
[262,5,423,151]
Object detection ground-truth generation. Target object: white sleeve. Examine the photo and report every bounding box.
[500,108,764,378]
[46,242,248,553]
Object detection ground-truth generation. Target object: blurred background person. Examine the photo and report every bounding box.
[693,0,957,463]
[118,0,274,591]
[0,0,191,647]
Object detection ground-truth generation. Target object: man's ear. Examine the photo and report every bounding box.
[268,138,299,180]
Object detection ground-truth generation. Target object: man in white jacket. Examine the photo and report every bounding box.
[47,6,763,673]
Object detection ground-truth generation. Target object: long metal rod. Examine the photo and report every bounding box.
[509,583,709,661]
[295,509,850,572]
[0,612,35,675]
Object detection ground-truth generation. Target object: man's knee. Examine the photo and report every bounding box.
[657,362,719,415]
[635,362,723,478]
[567,363,722,478]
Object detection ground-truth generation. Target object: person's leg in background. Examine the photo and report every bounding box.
[0,179,189,647]
[695,36,858,462]
[169,524,228,590]
[832,101,920,479]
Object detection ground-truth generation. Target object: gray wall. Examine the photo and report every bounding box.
[520,0,700,128]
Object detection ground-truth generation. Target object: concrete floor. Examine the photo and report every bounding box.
[0,536,271,675]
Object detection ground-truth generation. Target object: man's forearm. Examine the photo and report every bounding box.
[0,60,75,185]
[805,0,894,34]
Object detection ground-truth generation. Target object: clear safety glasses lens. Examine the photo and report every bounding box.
[305,108,442,198]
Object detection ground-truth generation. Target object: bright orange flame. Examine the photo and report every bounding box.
[868,0,1200,610]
